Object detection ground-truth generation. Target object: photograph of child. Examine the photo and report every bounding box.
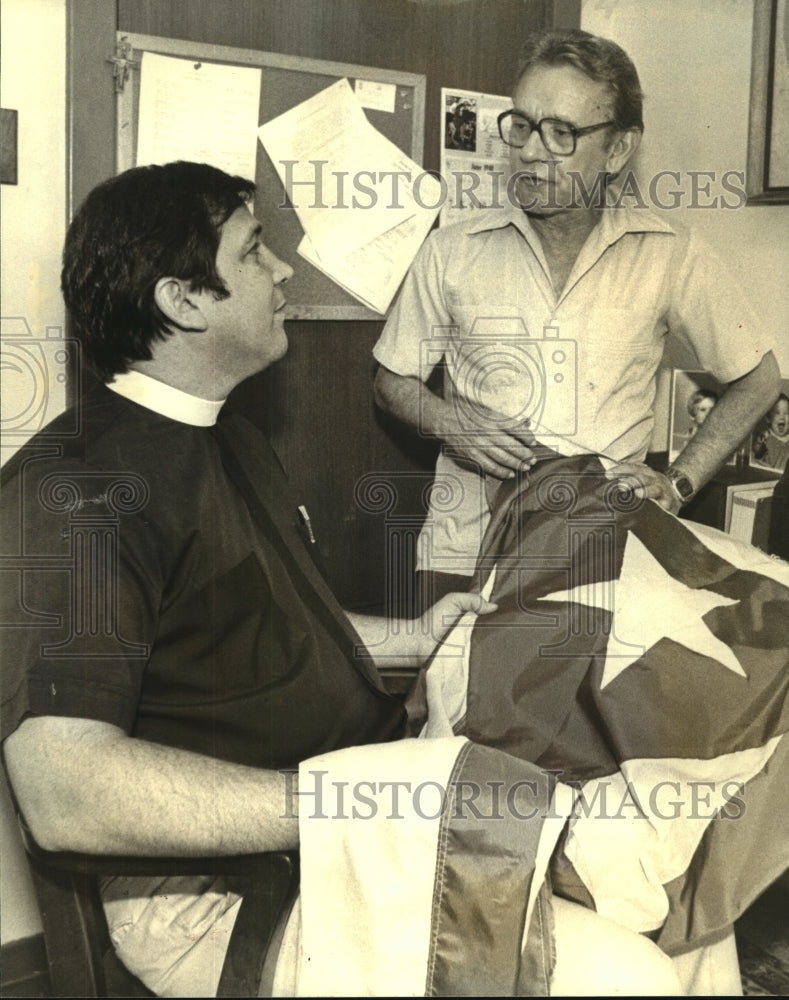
[751,381,789,474]
[668,369,727,463]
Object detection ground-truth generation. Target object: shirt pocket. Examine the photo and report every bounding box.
[569,307,664,353]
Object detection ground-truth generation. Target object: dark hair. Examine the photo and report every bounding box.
[772,393,789,411]
[517,29,644,132]
[687,388,719,417]
[61,161,256,381]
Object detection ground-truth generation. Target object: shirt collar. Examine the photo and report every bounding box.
[462,193,676,243]
[106,370,226,427]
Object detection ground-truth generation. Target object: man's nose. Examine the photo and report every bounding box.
[517,126,549,160]
[267,251,294,285]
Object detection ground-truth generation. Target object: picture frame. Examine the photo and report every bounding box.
[668,369,732,463]
[749,377,789,474]
[746,0,789,204]
[0,108,18,185]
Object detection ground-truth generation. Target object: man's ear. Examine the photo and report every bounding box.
[153,277,209,332]
[606,128,642,176]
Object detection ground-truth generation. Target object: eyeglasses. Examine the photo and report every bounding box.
[497,110,615,156]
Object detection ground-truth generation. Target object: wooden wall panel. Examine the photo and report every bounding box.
[113,0,555,611]
[67,0,117,217]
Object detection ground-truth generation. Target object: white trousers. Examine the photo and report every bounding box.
[103,878,743,997]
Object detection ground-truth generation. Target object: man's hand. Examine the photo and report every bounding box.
[413,591,497,662]
[439,401,538,480]
[347,592,497,671]
[420,592,498,739]
[374,366,537,479]
[605,461,681,514]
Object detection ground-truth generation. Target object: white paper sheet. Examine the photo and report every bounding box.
[297,204,438,315]
[259,77,440,311]
[136,52,261,180]
[354,79,397,113]
[258,78,431,258]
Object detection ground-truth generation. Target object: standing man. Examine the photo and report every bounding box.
[373,28,779,604]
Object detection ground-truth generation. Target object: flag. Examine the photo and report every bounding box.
[294,736,576,996]
[423,454,789,954]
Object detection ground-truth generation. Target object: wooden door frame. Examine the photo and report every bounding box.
[64,0,117,407]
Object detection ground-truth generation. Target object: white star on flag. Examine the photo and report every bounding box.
[537,531,744,688]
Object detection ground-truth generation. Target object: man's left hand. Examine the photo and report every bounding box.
[415,591,497,663]
[604,461,681,514]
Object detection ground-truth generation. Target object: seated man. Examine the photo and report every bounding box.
[1,162,682,996]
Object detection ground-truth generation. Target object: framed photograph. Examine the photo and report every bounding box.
[443,93,477,152]
[668,370,729,463]
[746,0,789,203]
[749,377,789,474]
[0,108,18,185]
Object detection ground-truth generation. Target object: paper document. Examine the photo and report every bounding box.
[136,52,261,180]
[259,78,440,312]
[354,79,397,113]
[440,87,513,226]
[259,78,435,258]
[298,207,437,315]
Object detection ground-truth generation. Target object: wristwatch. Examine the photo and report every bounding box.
[665,466,696,506]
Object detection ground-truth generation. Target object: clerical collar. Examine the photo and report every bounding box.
[106,370,226,427]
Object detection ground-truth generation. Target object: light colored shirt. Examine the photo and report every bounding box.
[374,204,769,574]
[107,369,226,426]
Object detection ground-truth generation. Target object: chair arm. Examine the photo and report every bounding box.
[16,812,299,997]
[17,812,296,879]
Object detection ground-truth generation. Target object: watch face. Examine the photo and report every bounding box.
[668,469,695,500]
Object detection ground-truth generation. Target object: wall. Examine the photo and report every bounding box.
[0,0,67,944]
[1,0,68,467]
[582,0,789,449]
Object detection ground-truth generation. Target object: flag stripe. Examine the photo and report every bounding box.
[427,742,572,996]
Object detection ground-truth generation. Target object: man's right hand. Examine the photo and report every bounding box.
[374,365,538,479]
[435,396,538,479]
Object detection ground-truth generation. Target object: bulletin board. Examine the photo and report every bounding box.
[116,32,427,319]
